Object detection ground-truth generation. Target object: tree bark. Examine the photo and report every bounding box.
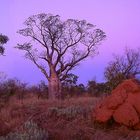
[48,71,62,99]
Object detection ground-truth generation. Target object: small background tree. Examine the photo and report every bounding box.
[104,48,140,91]
[61,73,85,97]
[87,80,108,96]
[0,34,9,55]
[16,13,106,99]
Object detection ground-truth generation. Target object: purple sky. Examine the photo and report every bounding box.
[0,0,140,85]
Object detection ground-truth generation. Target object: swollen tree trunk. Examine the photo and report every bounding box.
[48,71,62,99]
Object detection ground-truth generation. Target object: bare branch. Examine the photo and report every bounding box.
[16,43,49,79]
[17,13,106,82]
[104,47,140,90]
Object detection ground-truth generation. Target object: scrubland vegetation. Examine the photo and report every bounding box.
[0,82,140,140]
[1,34,140,139]
[0,55,140,139]
[1,12,140,139]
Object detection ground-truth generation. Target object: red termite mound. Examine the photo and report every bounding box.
[94,79,140,129]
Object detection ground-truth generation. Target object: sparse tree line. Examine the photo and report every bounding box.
[0,13,140,100]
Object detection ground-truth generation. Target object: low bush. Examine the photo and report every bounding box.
[0,120,49,140]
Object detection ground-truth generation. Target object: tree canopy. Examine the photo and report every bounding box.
[16,13,106,99]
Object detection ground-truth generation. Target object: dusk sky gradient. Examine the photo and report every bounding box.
[0,0,140,85]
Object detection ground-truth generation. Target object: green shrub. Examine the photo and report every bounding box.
[48,105,93,119]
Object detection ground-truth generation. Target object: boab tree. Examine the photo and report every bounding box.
[104,48,140,90]
[0,34,9,55]
[16,13,106,99]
